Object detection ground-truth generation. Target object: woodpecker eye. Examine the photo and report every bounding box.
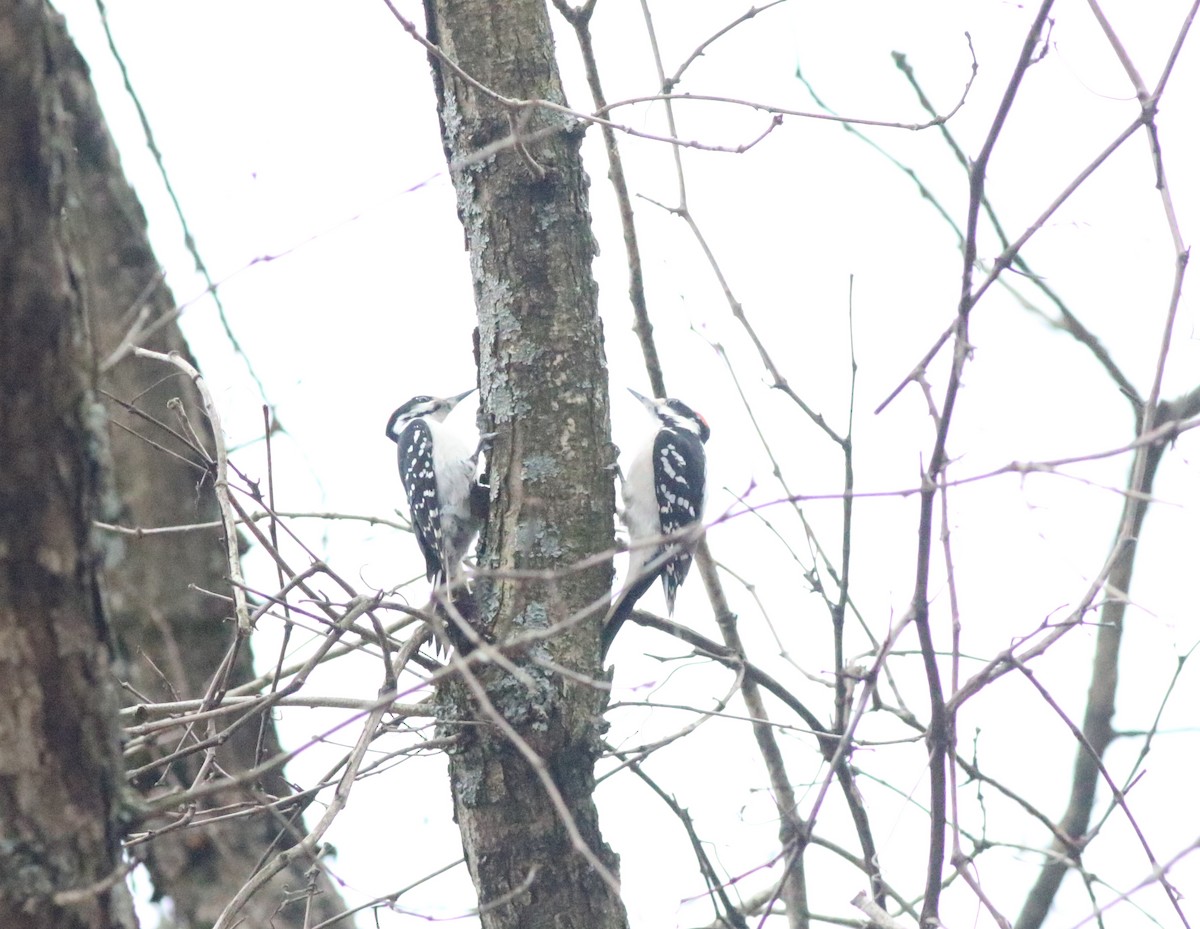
[663,400,709,442]
[394,395,433,415]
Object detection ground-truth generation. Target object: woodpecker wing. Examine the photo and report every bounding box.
[396,419,445,582]
[653,426,706,612]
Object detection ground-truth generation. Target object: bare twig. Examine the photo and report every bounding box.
[211,693,391,929]
[1016,661,1190,928]
[133,348,251,632]
[850,891,913,929]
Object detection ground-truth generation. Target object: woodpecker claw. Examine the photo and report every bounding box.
[605,443,623,480]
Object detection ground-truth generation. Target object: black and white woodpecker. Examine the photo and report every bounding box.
[601,388,710,657]
[384,390,487,589]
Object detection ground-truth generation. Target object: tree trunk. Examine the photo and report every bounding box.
[0,1,135,925]
[1,2,347,925]
[421,0,626,925]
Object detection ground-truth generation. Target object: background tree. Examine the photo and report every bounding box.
[0,2,132,924]
[1,2,346,925]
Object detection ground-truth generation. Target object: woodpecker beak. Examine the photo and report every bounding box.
[447,388,477,408]
[627,387,655,409]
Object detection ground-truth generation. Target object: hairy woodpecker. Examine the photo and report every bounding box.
[384,389,486,588]
[601,388,710,657]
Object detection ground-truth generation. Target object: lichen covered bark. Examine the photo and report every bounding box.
[422,0,625,925]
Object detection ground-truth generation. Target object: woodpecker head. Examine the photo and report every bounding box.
[628,388,710,443]
[385,389,476,442]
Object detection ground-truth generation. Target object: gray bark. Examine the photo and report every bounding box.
[422,0,627,925]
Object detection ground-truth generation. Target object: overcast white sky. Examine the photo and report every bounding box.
[51,2,1200,927]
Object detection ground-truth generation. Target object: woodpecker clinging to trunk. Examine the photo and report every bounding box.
[601,388,710,657]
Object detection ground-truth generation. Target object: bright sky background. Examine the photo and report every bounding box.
[51,1,1199,927]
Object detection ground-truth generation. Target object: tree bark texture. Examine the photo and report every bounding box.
[2,3,346,926]
[0,2,134,925]
[422,1,626,925]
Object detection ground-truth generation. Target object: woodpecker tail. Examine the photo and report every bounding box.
[599,568,659,659]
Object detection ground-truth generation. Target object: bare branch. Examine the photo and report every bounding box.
[133,347,251,632]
